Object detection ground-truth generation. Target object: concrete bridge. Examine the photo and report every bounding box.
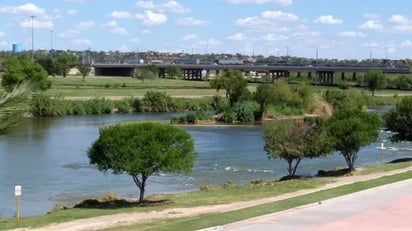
[92,63,410,85]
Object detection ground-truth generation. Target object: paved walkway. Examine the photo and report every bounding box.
[202,178,412,231]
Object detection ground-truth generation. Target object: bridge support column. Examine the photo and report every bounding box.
[308,72,312,80]
[341,72,345,81]
[352,72,357,81]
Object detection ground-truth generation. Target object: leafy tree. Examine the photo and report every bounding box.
[327,109,382,171]
[323,89,366,111]
[263,120,333,177]
[384,97,412,142]
[142,91,172,112]
[36,56,58,77]
[77,64,91,82]
[272,80,303,107]
[0,80,37,135]
[254,84,275,119]
[88,122,196,203]
[1,57,51,90]
[365,70,386,96]
[132,65,158,83]
[209,69,249,106]
[166,66,181,79]
[56,53,77,77]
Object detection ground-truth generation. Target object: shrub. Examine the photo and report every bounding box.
[233,101,259,122]
[142,91,171,112]
[116,101,131,113]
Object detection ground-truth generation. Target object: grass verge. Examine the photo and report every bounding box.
[105,170,412,231]
[1,162,412,230]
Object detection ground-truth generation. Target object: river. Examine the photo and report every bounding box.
[0,108,411,218]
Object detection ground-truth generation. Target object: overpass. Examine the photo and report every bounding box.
[92,63,410,85]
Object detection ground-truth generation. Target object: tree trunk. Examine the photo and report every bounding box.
[133,174,147,204]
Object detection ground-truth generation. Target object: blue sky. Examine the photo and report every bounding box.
[1,0,412,60]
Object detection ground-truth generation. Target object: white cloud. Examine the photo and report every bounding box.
[389,15,412,32]
[0,3,45,15]
[105,20,117,28]
[20,18,53,29]
[62,0,89,3]
[226,33,246,42]
[162,1,191,13]
[183,34,198,41]
[360,41,380,48]
[260,33,288,42]
[359,20,383,31]
[177,17,208,26]
[339,31,366,38]
[112,27,128,35]
[136,11,167,26]
[400,40,412,47]
[314,15,343,25]
[274,0,293,6]
[67,9,77,15]
[261,10,299,22]
[109,11,132,20]
[135,1,190,14]
[0,32,5,38]
[222,0,293,6]
[75,21,95,30]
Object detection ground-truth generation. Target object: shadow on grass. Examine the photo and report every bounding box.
[73,198,173,209]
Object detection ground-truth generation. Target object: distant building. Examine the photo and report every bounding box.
[12,44,22,53]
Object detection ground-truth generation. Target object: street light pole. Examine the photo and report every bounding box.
[50,30,53,57]
[31,15,35,62]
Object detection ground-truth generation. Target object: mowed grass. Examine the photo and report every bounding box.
[2,162,412,230]
[45,76,259,98]
[46,76,221,98]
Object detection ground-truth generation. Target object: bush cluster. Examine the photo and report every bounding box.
[29,92,214,117]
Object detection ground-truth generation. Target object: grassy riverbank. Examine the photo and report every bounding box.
[1,162,412,230]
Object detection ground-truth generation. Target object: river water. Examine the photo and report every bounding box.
[0,108,411,218]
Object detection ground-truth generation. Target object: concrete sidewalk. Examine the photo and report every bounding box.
[202,178,412,231]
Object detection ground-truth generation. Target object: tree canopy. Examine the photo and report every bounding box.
[132,65,158,83]
[365,70,386,96]
[209,69,249,106]
[77,64,91,82]
[326,109,382,171]
[88,122,196,203]
[166,66,181,79]
[1,57,51,91]
[56,53,77,77]
[384,97,412,142]
[262,119,333,177]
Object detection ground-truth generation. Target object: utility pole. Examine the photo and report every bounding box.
[31,16,35,62]
[50,30,53,58]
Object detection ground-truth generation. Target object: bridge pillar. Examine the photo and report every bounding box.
[352,72,357,81]
[308,72,312,80]
[297,72,301,78]
[341,72,345,81]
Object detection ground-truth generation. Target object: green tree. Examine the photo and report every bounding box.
[56,53,77,77]
[77,64,91,82]
[1,57,51,90]
[327,109,382,171]
[263,120,333,177]
[36,56,58,77]
[254,83,275,119]
[88,122,196,203]
[132,65,158,83]
[384,97,412,142]
[209,69,249,106]
[166,66,181,79]
[365,70,386,96]
[0,80,37,135]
